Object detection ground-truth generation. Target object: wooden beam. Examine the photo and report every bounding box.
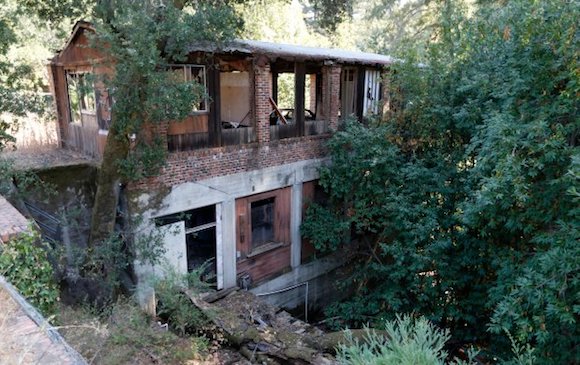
[295,62,306,137]
[356,66,365,122]
[272,71,278,105]
[208,64,221,147]
[268,97,288,125]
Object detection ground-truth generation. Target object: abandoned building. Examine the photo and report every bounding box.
[48,21,393,312]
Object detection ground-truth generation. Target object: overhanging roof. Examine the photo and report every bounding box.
[189,39,394,66]
[58,21,394,66]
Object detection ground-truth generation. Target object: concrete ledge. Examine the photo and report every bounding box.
[0,276,87,365]
[250,253,347,311]
[0,196,30,244]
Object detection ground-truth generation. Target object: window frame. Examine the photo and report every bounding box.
[65,71,97,124]
[167,64,208,114]
[247,192,279,252]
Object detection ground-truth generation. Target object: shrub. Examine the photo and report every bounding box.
[0,229,59,315]
[336,315,476,365]
[154,264,210,336]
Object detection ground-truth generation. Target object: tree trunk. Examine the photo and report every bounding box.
[88,127,129,247]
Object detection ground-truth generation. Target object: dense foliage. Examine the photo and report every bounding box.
[303,0,579,362]
[0,230,60,315]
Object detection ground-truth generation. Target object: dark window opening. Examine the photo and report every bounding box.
[155,205,217,285]
[251,197,275,248]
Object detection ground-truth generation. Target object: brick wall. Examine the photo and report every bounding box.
[136,135,329,189]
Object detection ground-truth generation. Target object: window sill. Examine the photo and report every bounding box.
[246,242,285,258]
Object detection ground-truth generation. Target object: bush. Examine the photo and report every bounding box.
[336,315,475,365]
[154,264,210,336]
[0,229,59,315]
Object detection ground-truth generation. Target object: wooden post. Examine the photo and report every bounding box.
[208,64,221,147]
[272,70,278,105]
[295,62,305,137]
[356,66,365,122]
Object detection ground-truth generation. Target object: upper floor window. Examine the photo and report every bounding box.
[66,72,96,124]
[168,64,207,113]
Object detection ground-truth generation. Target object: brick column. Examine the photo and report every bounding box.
[322,64,342,131]
[254,61,272,144]
[329,65,341,131]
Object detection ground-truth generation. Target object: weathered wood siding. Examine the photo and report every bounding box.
[50,24,107,158]
[236,187,292,284]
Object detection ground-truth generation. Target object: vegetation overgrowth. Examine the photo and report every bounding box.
[303,0,579,362]
[0,230,60,315]
[337,315,479,365]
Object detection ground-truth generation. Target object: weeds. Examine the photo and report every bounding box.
[57,298,207,364]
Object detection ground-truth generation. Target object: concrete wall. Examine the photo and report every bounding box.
[251,254,348,316]
[133,158,326,311]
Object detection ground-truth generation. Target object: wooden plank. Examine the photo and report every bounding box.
[236,245,291,284]
[167,115,209,134]
[268,97,288,125]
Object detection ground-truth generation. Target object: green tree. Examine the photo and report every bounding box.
[303,0,579,362]
[83,0,243,295]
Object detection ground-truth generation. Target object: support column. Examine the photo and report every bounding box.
[254,59,272,144]
[220,198,237,288]
[322,63,342,131]
[291,182,303,268]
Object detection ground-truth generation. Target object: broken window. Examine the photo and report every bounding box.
[340,67,384,122]
[251,197,275,249]
[270,62,326,140]
[96,88,113,131]
[155,205,217,284]
[66,72,96,124]
[220,69,254,145]
[340,67,358,119]
[363,69,382,116]
[168,64,207,113]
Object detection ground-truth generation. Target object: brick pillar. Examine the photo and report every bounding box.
[323,64,342,131]
[309,74,316,111]
[254,61,272,144]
